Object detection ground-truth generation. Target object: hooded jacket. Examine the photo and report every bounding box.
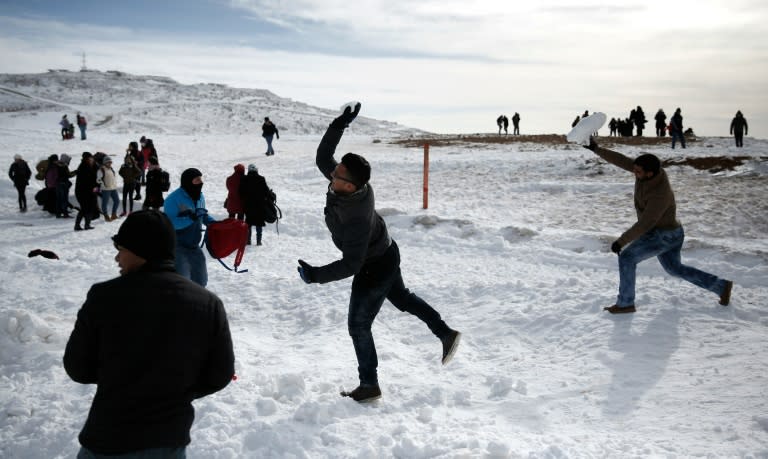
[592,146,680,246]
[163,169,215,248]
[63,260,234,454]
[312,125,391,283]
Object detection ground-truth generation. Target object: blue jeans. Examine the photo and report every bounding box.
[348,241,451,385]
[671,131,686,148]
[78,447,186,458]
[265,135,274,154]
[79,126,87,140]
[617,227,727,306]
[176,246,208,287]
[101,189,120,215]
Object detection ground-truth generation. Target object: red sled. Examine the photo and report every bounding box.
[203,218,249,273]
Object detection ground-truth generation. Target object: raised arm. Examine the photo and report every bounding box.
[584,138,635,172]
[316,102,361,179]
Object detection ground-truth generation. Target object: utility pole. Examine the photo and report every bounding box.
[80,52,87,71]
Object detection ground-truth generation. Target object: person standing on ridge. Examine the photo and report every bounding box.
[730,110,748,147]
[296,102,461,403]
[512,112,520,135]
[262,117,279,156]
[583,137,733,314]
[670,108,686,149]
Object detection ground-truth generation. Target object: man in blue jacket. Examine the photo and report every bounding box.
[297,102,461,403]
[163,168,215,286]
[64,210,234,457]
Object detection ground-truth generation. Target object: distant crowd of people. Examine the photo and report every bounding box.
[565,107,749,148]
[496,113,521,135]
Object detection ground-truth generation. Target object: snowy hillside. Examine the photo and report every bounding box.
[0,70,424,137]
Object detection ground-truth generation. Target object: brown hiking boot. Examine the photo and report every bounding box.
[719,280,733,306]
[111,213,119,221]
[603,305,636,314]
[340,384,381,403]
[441,330,461,365]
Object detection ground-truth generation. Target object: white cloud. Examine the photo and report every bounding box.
[1,1,767,137]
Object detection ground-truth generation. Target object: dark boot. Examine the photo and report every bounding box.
[441,330,461,365]
[603,305,636,314]
[341,384,381,403]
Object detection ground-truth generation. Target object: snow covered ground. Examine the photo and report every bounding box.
[1,112,767,458]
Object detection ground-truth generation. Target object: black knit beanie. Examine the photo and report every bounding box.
[112,210,176,261]
[340,153,370,188]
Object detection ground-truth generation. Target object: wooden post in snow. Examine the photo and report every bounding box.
[423,143,429,209]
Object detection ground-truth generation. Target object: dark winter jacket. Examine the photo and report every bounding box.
[144,166,166,208]
[670,112,684,133]
[240,171,270,227]
[313,125,392,284]
[654,110,667,128]
[75,160,97,200]
[63,260,235,455]
[9,160,32,187]
[591,146,680,246]
[262,121,279,138]
[730,113,748,135]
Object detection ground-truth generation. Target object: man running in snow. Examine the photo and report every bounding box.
[584,138,733,313]
[296,102,461,402]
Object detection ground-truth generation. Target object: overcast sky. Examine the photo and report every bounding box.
[1,0,766,137]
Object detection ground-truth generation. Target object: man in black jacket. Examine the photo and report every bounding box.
[64,210,235,457]
[297,102,461,403]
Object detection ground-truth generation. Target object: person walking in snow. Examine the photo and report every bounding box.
[224,164,246,220]
[670,108,686,149]
[730,110,748,147]
[54,154,74,218]
[126,141,144,200]
[8,154,32,212]
[142,156,167,211]
[97,156,120,221]
[76,112,87,140]
[583,137,733,314]
[118,153,141,216]
[261,117,279,156]
[74,152,98,231]
[63,210,234,458]
[296,102,461,402]
[240,164,270,246]
[163,168,216,287]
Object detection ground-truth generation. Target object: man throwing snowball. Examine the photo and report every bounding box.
[297,102,461,402]
[584,137,733,314]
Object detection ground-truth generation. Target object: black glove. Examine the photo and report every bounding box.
[610,241,622,255]
[584,136,598,151]
[297,259,315,284]
[329,102,362,129]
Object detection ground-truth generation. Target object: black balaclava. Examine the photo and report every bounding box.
[181,168,203,201]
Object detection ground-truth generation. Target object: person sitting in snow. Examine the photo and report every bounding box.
[63,210,234,458]
[584,137,733,314]
[296,102,461,403]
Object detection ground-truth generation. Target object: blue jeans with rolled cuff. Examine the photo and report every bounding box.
[617,227,728,307]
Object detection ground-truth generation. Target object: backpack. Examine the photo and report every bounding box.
[159,170,171,191]
[203,218,249,273]
[263,188,282,227]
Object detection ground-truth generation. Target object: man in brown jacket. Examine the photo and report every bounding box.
[585,138,733,313]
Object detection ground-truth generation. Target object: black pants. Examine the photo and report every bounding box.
[122,185,135,213]
[75,193,98,228]
[15,184,27,210]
